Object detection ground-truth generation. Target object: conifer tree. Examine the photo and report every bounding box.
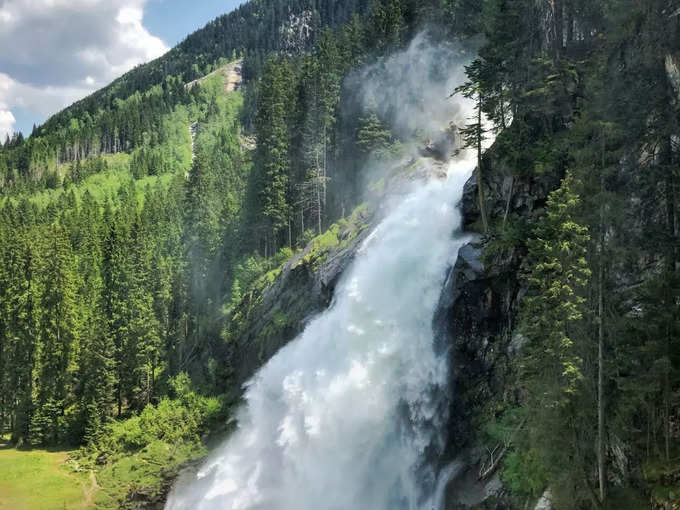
[455,67,490,232]
[32,226,80,444]
[519,172,594,505]
[253,57,296,254]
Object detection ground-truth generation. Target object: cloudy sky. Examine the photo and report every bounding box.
[0,0,242,139]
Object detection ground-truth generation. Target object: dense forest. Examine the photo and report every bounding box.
[0,0,678,508]
[467,1,680,508]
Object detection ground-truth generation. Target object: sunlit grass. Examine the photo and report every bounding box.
[0,446,92,510]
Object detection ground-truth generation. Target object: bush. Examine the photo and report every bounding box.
[501,448,548,498]
[73,374,224,509]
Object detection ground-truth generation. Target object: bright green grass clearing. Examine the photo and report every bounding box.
[0,446,93,510]
[2,152,178,211]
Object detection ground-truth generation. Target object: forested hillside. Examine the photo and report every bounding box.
[0,0,678,508]
[0,1,480,506]
[455,0,680,508]
[0,0,373,194]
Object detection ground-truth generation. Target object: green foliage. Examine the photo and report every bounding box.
[0,1,428,504]
[74,374,222,509]
[356,114,395,156]
[6,0,679,507]
[501,448,548,497]
[508,173,595,505]
[521,172,591,399]
[95,375,221,453]
[469,1,680,507]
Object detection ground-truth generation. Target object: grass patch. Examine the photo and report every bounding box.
[0,446,92,510]
[299,203,371,268]
[2,153,179,213]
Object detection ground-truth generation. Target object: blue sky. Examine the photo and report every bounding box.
[0,0,243,139]
[146,0,244,47]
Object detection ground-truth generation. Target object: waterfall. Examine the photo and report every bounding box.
[167,38,477,510]
[166,154,475,510]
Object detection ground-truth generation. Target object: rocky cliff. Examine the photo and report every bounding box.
[436,139,561,510]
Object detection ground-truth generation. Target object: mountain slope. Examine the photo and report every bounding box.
[40,0,372,137]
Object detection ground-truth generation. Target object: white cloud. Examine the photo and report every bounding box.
[0,0,169,134]
[1,72,92,115]
[0,110,16,141]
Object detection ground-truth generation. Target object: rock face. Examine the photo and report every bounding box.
[666,54,680,100]
[434,237,516,510]
[461,145,559,232]
[437,138,559,509]
[231,211,373,388]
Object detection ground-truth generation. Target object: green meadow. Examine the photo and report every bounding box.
[0,444,94,510]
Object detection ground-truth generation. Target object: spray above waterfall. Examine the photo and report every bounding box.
[166,35,478,510]
[349,33,470,143]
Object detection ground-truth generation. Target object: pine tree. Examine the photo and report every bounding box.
[128,215,162,407]
[455,67,490,232]
[518,172,595,505]
[253,56,296,254]
[4,227,39,445]
[101,206,133,417]
[32,226,80,444]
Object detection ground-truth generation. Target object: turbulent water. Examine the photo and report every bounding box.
[167,37,477,510]
[166,154,475,510]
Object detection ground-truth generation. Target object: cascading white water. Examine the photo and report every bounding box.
[166,152,475,510]
[167,36,479,510]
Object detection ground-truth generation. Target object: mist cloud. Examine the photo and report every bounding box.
[350,33,472,142]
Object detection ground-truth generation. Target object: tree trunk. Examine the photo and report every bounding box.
[662,134,675,463]
[553,0,564,62]
[317,176,322,235]
[598,133,607,502]
[664,323,671,463]
[566,1,574,46]
[117,380,122,417]
[288,217,292,248]
[476,94,489,233]
[598,217,606,502]
[301,208,305,238]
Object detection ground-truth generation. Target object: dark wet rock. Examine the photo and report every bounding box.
[461,144,558,232]
[437,135,560,509]
[231,212,373,388]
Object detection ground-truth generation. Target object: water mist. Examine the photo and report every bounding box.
[166,36,477,510]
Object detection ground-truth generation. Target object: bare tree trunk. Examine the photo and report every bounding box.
[664,323,671,463]
[566,1,574,46]
[503,176,514,229]
[553,0,564,62]
[598,133,606,503]
[151,357,156,403]
[499,86,507,130]
[662,134,675,463]
[301,209,305,237]
[597,218,606,501]
[117,380,122,417]
[317,176,322,235]
[647,405,651,460]
[476,94,489,233]
[323,123,328,230]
